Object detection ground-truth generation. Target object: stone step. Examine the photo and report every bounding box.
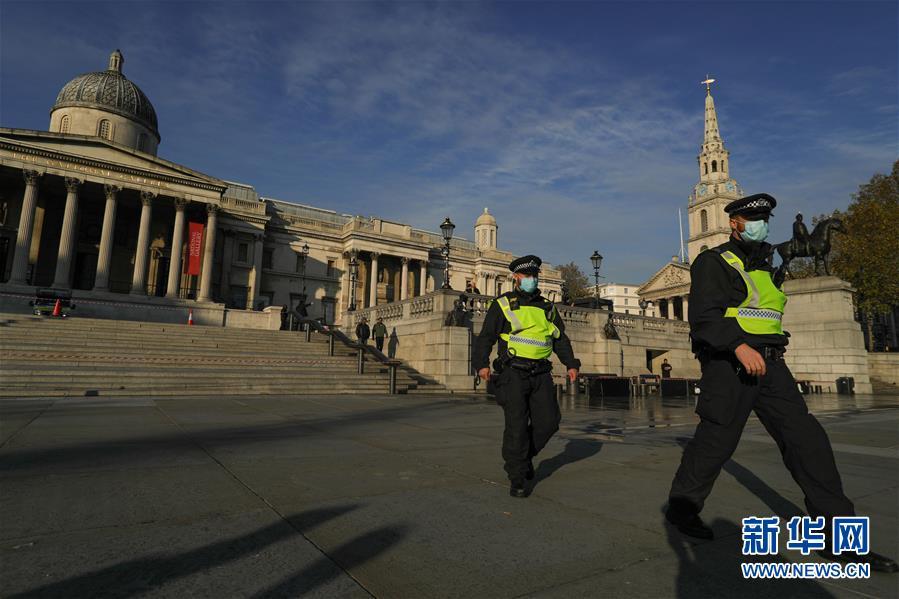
[1,343,339,358]
[0,383,412,398]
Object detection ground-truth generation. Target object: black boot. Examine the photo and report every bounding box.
[818,549,899,573]
[510,479,528,498]
[665,500,714,540]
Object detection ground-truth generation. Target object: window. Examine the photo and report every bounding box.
[704,163,708,175]
[98,119,111,140]
[295,253,304,273]
[711,160,718,173]
[722,159,726,173]
[327,260,335,278]
[60,115,70,133]
[700,209,708,232]
[624,298,629,305]
[237,242,249,263]
[263,248,273,269]
[624,287,628,294]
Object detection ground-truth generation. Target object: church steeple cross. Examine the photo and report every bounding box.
[701,75,716,96]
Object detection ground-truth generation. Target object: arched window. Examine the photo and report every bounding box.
[60,115,70,134]
[704,162,708,175]
[700,209,708,232]
[711,160,718,173]
[722,159,726,173]
[98,119,111,140]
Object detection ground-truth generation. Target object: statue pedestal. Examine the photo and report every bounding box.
[782,276,872,394]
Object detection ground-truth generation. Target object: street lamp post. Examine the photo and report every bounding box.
[348,253,358,312]
[440,217,455,290]
[639,298,653,317]
[590,250,603,309]
[300,242,310,289]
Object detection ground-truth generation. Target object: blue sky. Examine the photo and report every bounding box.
[2,1,896,283]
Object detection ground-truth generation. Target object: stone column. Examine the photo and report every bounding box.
[197,204,219,302]
[681,295,689,321]
[248,232,264,309]
[93,184,121,291]
[419,261,428,296]
[400,257,409,301]
[165,198,188,299]
[9,170,43,285]
[129,190,155,294]
[219,229,234,303]
[369,252,379,307]
[52,177,82,288]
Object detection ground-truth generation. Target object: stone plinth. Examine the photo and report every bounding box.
[783,276,872,393]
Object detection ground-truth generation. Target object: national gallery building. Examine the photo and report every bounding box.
[0,50,561,327]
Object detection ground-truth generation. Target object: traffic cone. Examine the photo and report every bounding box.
[188,308,194,326]
[52,299,62,318]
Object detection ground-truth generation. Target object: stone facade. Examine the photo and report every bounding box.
[782,276,872,393]
[347,290,699,390]
[0,50,561,328]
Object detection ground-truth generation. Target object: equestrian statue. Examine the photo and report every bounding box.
[773,214,846,280]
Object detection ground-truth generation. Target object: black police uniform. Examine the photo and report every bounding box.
[472,255,581,487]
[668,194,855,526]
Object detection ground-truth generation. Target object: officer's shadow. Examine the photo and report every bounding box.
[532,438,603,490]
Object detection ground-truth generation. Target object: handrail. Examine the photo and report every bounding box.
[298,317,397,364]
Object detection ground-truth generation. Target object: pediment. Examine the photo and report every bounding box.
[638,261,692,296]
[0,128,226,192]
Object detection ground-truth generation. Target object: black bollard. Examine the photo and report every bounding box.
[388,362,398,394]
[305,326,312,342]
[357,348,365,374]
[328,334,335,356]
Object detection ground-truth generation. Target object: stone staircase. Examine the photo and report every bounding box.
[0,314,449,398]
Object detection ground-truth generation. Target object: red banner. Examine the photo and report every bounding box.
[185,222,204,275]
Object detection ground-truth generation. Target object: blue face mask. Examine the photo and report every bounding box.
[740,220,769,242]
[520,277,538,293]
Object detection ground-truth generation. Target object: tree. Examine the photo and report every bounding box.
[829,160,899,346]
[558,261,591,299]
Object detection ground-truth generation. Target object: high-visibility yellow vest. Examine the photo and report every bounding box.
[719,250,787,335]
[495,296,560,359]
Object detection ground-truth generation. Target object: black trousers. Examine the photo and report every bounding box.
[495,368,560,481]
[375,337,385,351]
[669,354,854,518]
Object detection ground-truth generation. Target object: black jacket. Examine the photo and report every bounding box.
[355,323,370,340]
[472,288,581,370]
[689,236,788,354]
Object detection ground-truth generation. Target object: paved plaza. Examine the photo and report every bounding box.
[1,392,897,598]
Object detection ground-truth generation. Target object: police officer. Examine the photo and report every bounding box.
[473,255,580,498]
[665,194,897,572]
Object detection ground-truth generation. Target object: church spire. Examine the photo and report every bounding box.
[697,76,729,184]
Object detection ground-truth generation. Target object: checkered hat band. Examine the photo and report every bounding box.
[513,261,540,272]
[743,199,771,210]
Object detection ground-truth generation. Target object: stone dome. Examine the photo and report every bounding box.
[52,50,159,139]
[476,207,497,226]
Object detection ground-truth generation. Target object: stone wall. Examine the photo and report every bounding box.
[343,290,699,390]
[782,276,872,393]
[867,353,899,386]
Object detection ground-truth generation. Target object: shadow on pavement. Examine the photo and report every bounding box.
[532,439,603,488]
[664,515,836,598]
[251,524,409,597]
[10,504,372,598]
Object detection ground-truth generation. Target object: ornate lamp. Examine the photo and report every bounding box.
[590,250,603,308]
[440,217,455,289]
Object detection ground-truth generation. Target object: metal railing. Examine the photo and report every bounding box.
[297,317,403,394]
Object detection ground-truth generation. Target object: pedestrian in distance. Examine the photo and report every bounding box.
[665,193,896,572]
[661,358,673,379]
[473,255,580,498]
[355,317,370,345]
[373,317,388,352]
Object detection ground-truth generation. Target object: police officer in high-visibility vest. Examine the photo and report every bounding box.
[665,194,897,572]
[473,255,580,498]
